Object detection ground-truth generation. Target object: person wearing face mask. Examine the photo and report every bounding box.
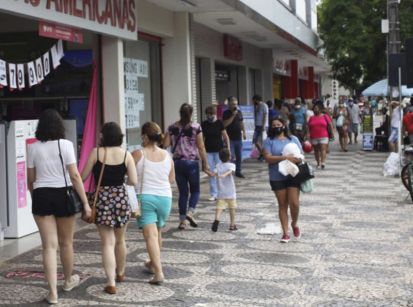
[290,97,307,143]
[201,105,230,201]
[333,99,350,152]
[252,94,268,159]
[307,103,332,168]
[262,116,303,243]
[347,98,361,144]
[223,96,247,178]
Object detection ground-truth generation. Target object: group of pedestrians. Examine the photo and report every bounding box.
[28,95,337,304]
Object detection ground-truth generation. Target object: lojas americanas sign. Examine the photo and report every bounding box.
[0,0,138,40]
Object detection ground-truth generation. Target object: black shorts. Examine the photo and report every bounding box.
[270,180,300,191]
[32,187,76,217]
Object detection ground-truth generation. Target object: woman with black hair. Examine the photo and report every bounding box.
[81,122,137,294]
[262,116,303,243]
[132,122,175,284]
[163,103,211,230]
[27,109,90,304]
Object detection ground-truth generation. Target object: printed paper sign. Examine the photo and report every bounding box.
[17,64,25,89]
[0,60,7,86]
[51,45,60,69]
[27,62,38,87]
[43,52,50,77]
[16,161,27,209]
[35,58,44,83]
[8,63,17,89]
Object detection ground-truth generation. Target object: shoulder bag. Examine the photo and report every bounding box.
[84,148,106,223]
[324,115,334,141]
[57,140,83,215]
[131,149,146,218]
[290,162,315,185]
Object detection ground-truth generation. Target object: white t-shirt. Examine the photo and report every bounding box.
[216,162,236,199]
[27,139,76,189]
[135,150,172,198]
[391,106,400,128]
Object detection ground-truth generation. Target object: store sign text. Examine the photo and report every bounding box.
[0,0,137,40]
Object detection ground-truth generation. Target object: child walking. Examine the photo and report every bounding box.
[211,148,237,232]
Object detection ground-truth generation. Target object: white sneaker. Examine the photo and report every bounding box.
[208,196,216,201]
[63,274,80,292]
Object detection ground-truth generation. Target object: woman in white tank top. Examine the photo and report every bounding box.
[132,122,175,285]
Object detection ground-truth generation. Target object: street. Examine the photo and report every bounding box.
[0,144,412,306]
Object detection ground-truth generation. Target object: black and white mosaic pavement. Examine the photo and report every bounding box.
[0,143,412,306]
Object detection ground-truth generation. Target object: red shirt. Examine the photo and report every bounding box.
[403,112,413,134]
[308,114,331,139]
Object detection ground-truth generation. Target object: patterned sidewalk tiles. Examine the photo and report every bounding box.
[0,146,412,306]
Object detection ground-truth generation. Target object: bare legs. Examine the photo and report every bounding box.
[97,224,128,288]
[339,130,348,151]
[143,224,164,283]
[275,187,300,235]
[34,215,76,301]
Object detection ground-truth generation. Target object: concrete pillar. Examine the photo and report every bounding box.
[262,49,273,102]
[162,12,192,127]
[199,57,215,118]
[304,66,315,99]
[101,37,125,131]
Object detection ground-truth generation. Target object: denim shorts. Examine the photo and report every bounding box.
[388,127,399,143]
[138,194,172,228]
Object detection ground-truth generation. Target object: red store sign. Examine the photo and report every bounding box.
[223,34,243,61]
[39,21,83,43]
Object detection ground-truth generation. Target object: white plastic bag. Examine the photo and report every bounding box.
[125,185,140,218]
[279,160,299,177]
[383,152,400,177]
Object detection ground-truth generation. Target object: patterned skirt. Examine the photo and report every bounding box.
[95,185,130,228]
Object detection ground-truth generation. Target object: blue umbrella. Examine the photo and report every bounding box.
[361,79,413,97]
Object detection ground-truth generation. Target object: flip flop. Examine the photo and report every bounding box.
[229,224,238,231]
[186,215,198,228]
[178,221,187,230]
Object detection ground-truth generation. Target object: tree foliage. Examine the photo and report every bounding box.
[318,0,413,93]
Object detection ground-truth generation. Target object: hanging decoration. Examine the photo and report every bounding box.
[0,39,64,90]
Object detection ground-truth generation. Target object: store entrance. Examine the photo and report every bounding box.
[215,63,240,104]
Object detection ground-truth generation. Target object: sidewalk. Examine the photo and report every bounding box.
[0,143,412,306]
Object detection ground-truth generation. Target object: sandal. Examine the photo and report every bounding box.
[186,215,198,228]
[178,221,187,230]
[229,224,238,231]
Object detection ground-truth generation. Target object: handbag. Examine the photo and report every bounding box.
[84,148,106,224]
[324,115,334,140]
[57,140,83,215]
[290,162,314,185]
[300,178,314,193]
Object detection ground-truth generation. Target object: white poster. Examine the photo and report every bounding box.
[27,61,38,87]
[0,60,7,87]
[35,58,44,83]
[17,64,25,89]
[51,45,60,69]
[137,60,148,78]
[8,63,17,89]
[43,52,50,77]
[124,57,143,129]
[57,40,64,60]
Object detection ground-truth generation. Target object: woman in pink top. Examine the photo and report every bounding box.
[307,103,332,169]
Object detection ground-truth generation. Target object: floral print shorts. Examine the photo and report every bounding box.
[96,185,130,228]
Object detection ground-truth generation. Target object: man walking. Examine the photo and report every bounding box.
[252,95,268,156]
[223,96,247,178]
[347,98,360,144]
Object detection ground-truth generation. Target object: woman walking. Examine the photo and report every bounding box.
[262,116,303,243]
[201,105,230,201]
[333,100,350,152]
[163,103,212,230]
[307,103,332,169]
[132,122,175,284]
[27,109,90,304]
[81,122,137,294]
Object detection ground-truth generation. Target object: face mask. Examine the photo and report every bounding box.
[271,127,284,136]
[295,105,301,109]
[207,115,215,122]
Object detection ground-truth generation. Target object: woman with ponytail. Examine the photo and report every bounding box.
[262,116,303,244]
[163,103,212,230]
[132,122,175,284]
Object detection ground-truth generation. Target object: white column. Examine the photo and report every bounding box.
[101,37,125,131]
[162,12,192,127]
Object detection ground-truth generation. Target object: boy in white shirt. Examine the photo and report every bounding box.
[211,148,237,232]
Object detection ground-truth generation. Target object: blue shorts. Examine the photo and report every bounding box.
[138,194,172,228]
[388,127,398,143]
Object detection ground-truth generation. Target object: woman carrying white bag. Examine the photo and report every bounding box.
[132,122,175,285]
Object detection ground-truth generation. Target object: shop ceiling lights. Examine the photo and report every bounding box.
[180,0,197,7]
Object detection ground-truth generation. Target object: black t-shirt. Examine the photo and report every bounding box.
[223,109,243,140]
[201,120,225,152]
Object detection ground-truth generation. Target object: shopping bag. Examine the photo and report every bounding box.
[126,185,141,218]
[300,178,314,193]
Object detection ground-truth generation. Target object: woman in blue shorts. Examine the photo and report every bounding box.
[132,122,175,284]
[262,116,303,244]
